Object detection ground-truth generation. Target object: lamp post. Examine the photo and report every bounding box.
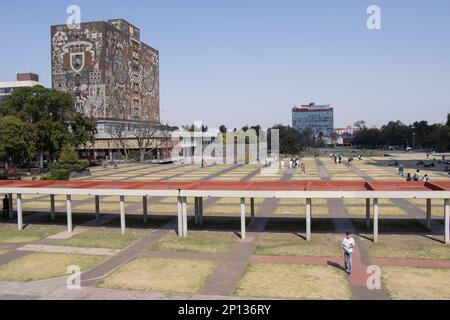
[412,132,416,151]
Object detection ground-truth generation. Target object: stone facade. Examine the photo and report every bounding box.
[51,19,160,124]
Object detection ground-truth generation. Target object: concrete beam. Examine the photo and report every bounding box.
[17,194,23,231]
[67,195,73,233]
[95,196,100,220]
[366,198,371,229]
[241,198,246,240]
[306,198,312,241]
[426,199,432,231]
[143,196,148,224]
[50,195,55,221]
[445,199,449,245]
[373,198,379,243]
[120,196,126,235]
[194,197,199,225]
[199,197,204,225]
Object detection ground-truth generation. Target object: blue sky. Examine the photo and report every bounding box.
[0,0,449,129]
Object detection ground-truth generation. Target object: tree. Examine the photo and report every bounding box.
[354,121,366,129]
[130,123,172,162]
[71,114,98,162]
[271,125,303,157]
[0,86,75,167]
[219,125,227,134]
[0,116,36,176]
[107,125,130,162]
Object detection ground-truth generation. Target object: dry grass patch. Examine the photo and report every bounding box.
[256,233,341,257]
[382,267,450,300]
[58,228,141,249]
[98,258,216,293]
[361,235,450,260]
[153,231,237,254]
[0,253,104,282]
[235,263,351,300]
[346,206,407,217]
[0,225,62,244]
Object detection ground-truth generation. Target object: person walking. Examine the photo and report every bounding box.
[399,164,404,177]
[2,195,9,220]
[342,232,355,276]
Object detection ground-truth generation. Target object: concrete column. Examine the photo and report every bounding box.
[8,193,13,219]
[240,198,246,240]
[177,197,183,237]
[250,198,255,226]
[66,195,73,233]
[182,197,188,237]
[199,197,204,225]
[194,197,199,225]
[120,196,126,235]
[306,198,312,242]
[50,195,56,221]
[373,198,379,243]
[366,198,371,229]
[143,196,148,224]
[426,199,432,231]
[17,194,23,231]
[445,199,449,245]
[95,196,100,220]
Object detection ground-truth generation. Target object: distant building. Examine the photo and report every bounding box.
[334,125,362,145]
[0,73,43,101]
[292,103,334,135]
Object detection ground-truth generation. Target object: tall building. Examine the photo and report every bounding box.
[0,73,43,101]
[51,19,160,127]
[292,103,334,135]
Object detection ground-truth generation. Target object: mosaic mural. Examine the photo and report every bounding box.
[51,19,160,123]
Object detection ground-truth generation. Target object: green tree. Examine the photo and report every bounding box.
[71,114,98,162]
[0,116,36,176]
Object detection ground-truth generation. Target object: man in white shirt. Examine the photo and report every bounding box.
[342,232,355,276]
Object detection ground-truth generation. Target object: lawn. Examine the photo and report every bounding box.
[256,233,341,257]
[153,231,237,254]
[98,258,217,293]
[360,235,450,260]
[0,252,105,282]
[382,266,450,300]
[265,218,335,232]
[58,228,141,249]
[0,225,62,244]
[235,263,351,300]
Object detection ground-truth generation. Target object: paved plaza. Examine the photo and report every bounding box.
[0,154,450,300]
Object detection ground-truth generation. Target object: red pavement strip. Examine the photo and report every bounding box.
[0,180,447,191]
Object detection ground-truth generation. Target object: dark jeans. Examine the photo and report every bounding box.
[344,252,353,274]
[2,208,8,219]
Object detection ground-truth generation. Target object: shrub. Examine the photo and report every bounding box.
[48,169,71,181]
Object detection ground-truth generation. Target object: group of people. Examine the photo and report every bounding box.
[399,165,429,182]
[288,157,306,174]
[329,153,363,165]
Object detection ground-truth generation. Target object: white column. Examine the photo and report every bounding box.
[445,199,449,245]
[306,198,312,241]
[241,198,246,240]
[120,196,126,235]
[143,196,148,224]
[17,194,23,231]
[66,195,73,233]
[50,195,56,221]
[373,198,379,243]
[177,197,183,237]
[426,199,432,231]
[250,198,255,226]
[366,199,371,229]
[8,193,13,219]
[95,196,100,220]
[182,197,188,237]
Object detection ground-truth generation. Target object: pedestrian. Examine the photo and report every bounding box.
[2,195,9,220]
[406,173,412,182]
[413,170,420,181]
[399,165,404,177]
[342,232,355,276]
[114,161,118,169]
[422,174,429,182]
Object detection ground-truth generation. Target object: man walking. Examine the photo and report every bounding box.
[2,195,9,220]
[342,232,355,276]
[399,164,404,177]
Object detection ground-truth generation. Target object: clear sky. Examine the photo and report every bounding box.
[0,0,449,129]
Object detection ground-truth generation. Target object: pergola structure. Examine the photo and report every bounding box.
[0,180,449,244]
